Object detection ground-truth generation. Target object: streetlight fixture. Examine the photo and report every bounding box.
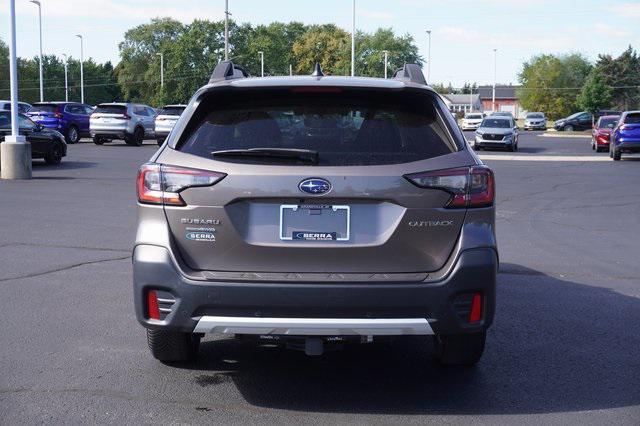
[29,0,43,102]
[351,0,356,77]
[1,0,31,180]
[492,48,497,113]
[156,53,164,88]
[426,30,432,83]
[62,53,69,102]
[382,50,389,79]
[258,51,264,77]
[76,34,84,103]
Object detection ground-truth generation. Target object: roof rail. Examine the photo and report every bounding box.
[209,61,251,84]
[392,63,427,86]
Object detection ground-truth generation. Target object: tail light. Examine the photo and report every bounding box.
[137,163,226,206]
[404,165,495,208]
[54,112,63,119]
[122,113,132,120]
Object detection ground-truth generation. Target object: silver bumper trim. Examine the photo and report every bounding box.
[193,316,434,336]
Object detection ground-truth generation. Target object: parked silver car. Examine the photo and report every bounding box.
[0,100,32,113]
[90,103,156,146]
[154,104,187,146]
[133,62,497,366]
[474,116,519,151]
[524,112,546,130]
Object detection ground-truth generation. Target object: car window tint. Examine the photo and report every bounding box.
[18,115,36,129]
[32,104,58,113]
[178,90,459,166]
[160,107,186,116]
[0,112,9,128]
[95,105,126,114]
[481,118,511,128]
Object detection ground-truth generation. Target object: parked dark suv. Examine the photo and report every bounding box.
[133,62,498,365]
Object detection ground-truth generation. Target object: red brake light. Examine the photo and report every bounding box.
[404,166,495,208]
[136,163,226,206]
[469,293,482,323]
[147,290,160,320]
[54,112,63,119]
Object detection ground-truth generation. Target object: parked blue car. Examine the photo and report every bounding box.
[26,102,93,144]
[610,111,640,161]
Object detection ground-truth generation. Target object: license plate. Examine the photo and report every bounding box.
[279,205,350,241]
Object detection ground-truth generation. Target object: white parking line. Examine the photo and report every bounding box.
[477,155,612,162]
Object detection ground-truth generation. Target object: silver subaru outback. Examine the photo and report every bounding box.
[133,62,498,365]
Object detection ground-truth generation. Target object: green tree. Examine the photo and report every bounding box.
[595,46,640,110]
[355,28,422,77]
[577,70,613,120]
[292,24,351,75]
[518,53,592,119]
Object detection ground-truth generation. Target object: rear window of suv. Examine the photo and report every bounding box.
[177,89,459,166]
[624,113,640,124]
[160,106,186,116]
[95,105,127,114]
[30,104,58,113]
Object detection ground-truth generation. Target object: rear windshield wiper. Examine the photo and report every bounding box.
[211,148,319,164]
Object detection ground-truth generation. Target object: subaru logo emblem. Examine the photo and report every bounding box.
[299,178,331,195]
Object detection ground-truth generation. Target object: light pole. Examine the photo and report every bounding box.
[156,53,164,88]
[492,48,497,113]
[29,0,43,102]
[76,34,84,103]
[258,51,264,77]
[351,0,355,76]
[1,0,31,180]
[62,54,68,102]
[426,30,431,83]
[224,0,230,61]
[289,64,293,76]
[382,50,389,79]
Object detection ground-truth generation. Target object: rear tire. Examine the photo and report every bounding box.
[613,149,621,161]
[66,125,79,144]
[434,332,486,366]
[147,329,200,363]
[93,136,105,145]
[565,125,574,132]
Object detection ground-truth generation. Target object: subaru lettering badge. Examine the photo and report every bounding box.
[299,178,332,195]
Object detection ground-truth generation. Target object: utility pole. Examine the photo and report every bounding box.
[30,0,43,102]
[426,30,431,83]
[492,48,497,113]
[258,51,264,77]
[1,0,31,180]
[224,0,230,61]
[351,0,355,76]
[157,53,164,88]
[382,50,388,79]
[62,54,68,102]
[76,34,84,103]
[289,64,293,76]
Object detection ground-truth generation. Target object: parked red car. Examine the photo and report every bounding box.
[591,115,620,152]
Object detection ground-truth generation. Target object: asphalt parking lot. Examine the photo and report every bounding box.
[1,132,639,423]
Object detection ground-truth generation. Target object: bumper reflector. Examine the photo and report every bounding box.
[147,290,160,320]
[469,293,482,323]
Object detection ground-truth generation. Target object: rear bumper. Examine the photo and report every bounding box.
[614,139,640,152]
[524,123,546,130]
[90,124,130,139]
[133,245,497,336]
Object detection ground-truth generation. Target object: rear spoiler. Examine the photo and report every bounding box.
[209,61,251,84]
[393,63,427,86]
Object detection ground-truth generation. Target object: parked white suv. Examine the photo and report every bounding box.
[154,104,186,146]
[461,112,485,130]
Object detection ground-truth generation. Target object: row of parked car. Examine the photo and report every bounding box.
[590,111,640,161]
[0,100,187,147]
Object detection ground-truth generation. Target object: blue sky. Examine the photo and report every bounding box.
[1,0,639,87]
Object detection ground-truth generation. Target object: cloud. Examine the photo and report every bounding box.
[611,2,640,19]
[16,0,223,23]
[593,22,631,38]
[437,25,575,51]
